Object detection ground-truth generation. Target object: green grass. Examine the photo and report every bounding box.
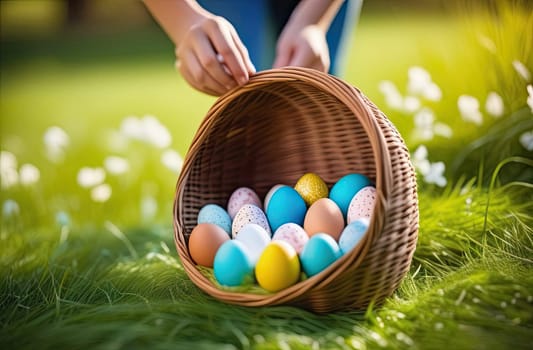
[1,1,533,349]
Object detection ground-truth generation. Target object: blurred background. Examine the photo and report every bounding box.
[1,0,532,229]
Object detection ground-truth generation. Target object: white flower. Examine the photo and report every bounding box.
[1,150,17,171]
[513,60,531,81]
[527,85,533,113]
[407,66,432,96]
[43,126,70,162]
[424,161,447,187]
[104,156,130,175]
[77,167,106,188]
[433,122,453,138]
[403,96,421,113]
[411,145,431,176]
[161,149,183,173]
[91,183,112,202]
[141,195,158,221]
[119,115,172,149]
[120,116,145,140]
[1,151,18,189]
[413,108,435,141]
[378,80,403,110]
[423,82,442,102]
[407,66,442,101]
[2,199,20,217]
[519,130,533,151]
[19,163,40,186]
[485,92,504,117]
[458,95,483,125]
[143,115,172,149]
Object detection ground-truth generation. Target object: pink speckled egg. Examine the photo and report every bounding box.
[347,186,376,224]
[227,187,262,219]
[272,223,309,254]
[232,204,271,238]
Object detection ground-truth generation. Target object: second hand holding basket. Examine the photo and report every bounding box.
[174,67,419,313]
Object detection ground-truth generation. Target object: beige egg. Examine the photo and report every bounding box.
[303,198,344,241]
[188,223,230,267]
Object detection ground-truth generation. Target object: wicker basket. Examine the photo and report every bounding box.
[173,67,418,313]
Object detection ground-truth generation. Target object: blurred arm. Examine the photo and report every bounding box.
[273,0,345,72]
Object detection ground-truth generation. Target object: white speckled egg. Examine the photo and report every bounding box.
[227,187,262,219]
[347,186,376,224]
[272,223,309,254]
[232,204,271,238]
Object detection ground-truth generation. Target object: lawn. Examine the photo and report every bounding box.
[1,1,532,349]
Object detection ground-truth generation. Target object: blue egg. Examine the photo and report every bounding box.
[329,173,372,218]
[266,186,307,232]
[300,233,341,277]
[198,204,232,235]
[213,240,254,287]
[339,218,369,254]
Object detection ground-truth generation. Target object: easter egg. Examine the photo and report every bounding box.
[197,204,232,235]
[266,186,307,232]
[227,187,262,219]
[263,184,287,211]
[271,223,309,254]
[235,223,271,264]
[339,218,370,254]
[188,223,230,267]
[347,186,377,224]
[232,204,271,238]
[214,240,254,287]
[294,173,329,206]
[303,198,344,240]
[329,173,372,219]
[300,233,341,277]
[255,241,301,292]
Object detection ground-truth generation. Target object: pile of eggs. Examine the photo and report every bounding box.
[188,173,376,292]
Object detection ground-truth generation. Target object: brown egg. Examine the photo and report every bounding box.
[303,198,344,241]
[188,223,230,267]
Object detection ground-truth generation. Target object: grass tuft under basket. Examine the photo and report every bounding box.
[173,67,419,313]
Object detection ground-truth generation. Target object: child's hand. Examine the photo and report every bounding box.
[272,24,330,73]
[176,15,256,96]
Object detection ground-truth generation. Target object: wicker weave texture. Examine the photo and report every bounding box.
[174,67,418,313]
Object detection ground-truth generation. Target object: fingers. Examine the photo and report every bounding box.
[188,31,237,90]
[206,17,250,85]
[176,52,227,96]
[228,24,256,75]
[175,16,255,95]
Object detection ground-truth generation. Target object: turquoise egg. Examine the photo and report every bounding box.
[329,173,372,219]
[339,218,370,254]
[266,186,307,232]
[197,204,232,235]
[213,240,254,287]
[300,233,341,277]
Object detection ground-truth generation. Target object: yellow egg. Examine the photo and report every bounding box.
[255,241,301,292]
[294,173,329,207]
